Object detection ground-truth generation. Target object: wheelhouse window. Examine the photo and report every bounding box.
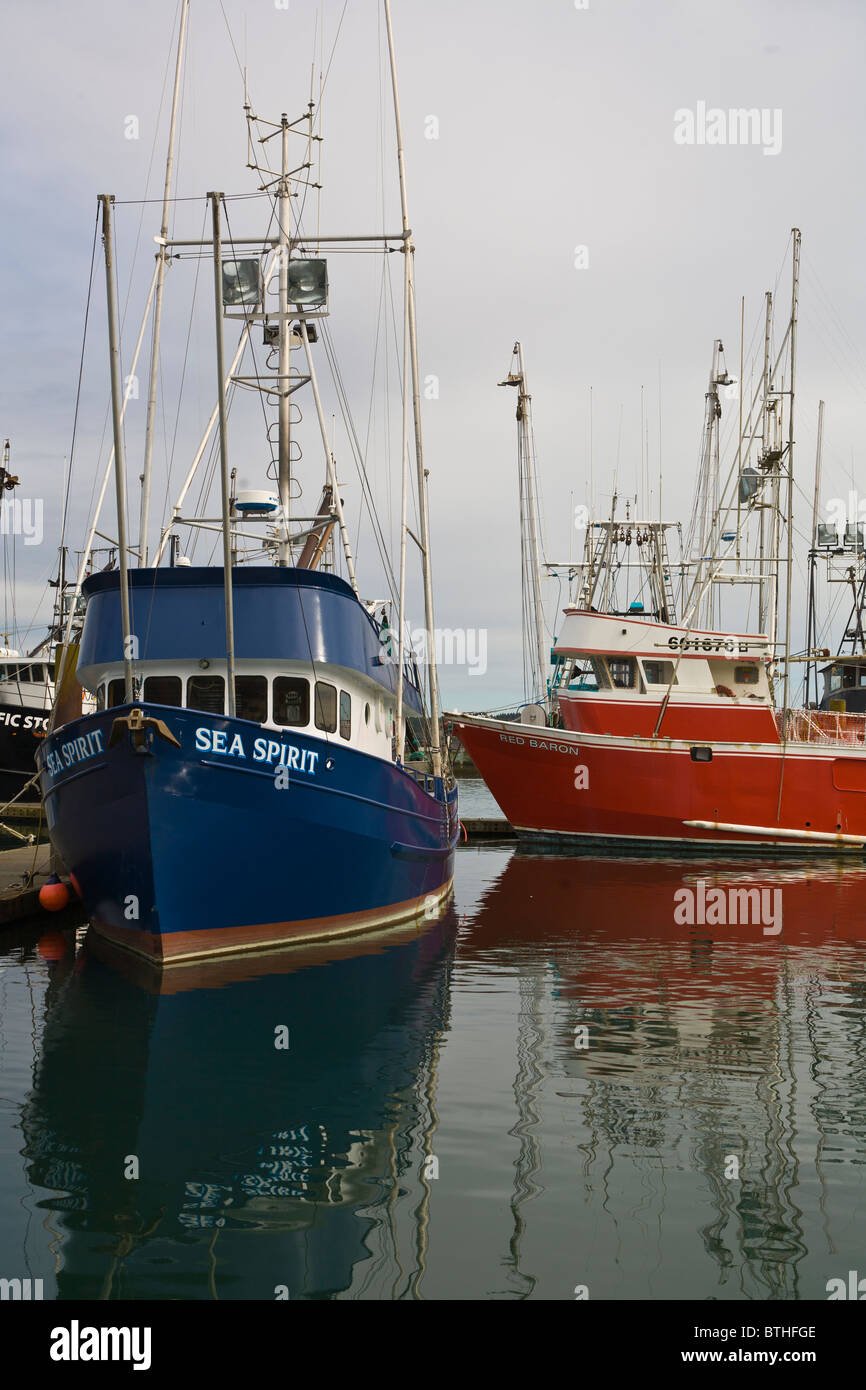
[642,659,676,687]
[589,657,611,690]
[235,675,267,723]
[314,681,337,733]
[107,677,127,708]
[567,659,599,691]
[274,676,310,727]
[143,675,182,706]
[734,664,759,685]
[607,656,636,690]
[339,690,352,740]
[187,675,225,714]
[96,684,106,711]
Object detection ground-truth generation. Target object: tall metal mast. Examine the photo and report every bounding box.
[499,343,547,703]
[690,339,731,628]
[758,291,773,637]
[781,228,801,712]
[99,195,135,704]
[805,398,825,707]
[394,242,412,761]
[139,0,190,568]
[383,0,442,778]
[208,192,237,717]
[277,113,293,566]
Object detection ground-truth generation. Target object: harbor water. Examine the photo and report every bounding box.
[1,845,865,1300]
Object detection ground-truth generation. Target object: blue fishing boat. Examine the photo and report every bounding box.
[37,1,457,964]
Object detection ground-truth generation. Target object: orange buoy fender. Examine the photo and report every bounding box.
[39,875,70,913]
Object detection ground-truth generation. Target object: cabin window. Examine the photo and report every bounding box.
[734,664,759,685]
[607,656,636,690]
[107,677,127,708]
[273,676,310,727]
[30,664,44,682]
[643,659,676,686]
[364,702,371,725]
[567,659,599,690]
[187,675,225,715]
[235,675,267,723]
[314,681,337,733]
[143,675,182,706]
[96,684,106,711]
[339,690,352,740]
[589,657,611,690]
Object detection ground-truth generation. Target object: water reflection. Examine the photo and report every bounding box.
[14,850,866,1300]
[22,915,457,1300]
[456,851,866,1300]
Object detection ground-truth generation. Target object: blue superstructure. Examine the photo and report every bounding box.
[39,567,457,963]
[77,567,419,702]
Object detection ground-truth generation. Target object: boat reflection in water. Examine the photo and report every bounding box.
[457,850,866,1301]
[20,849,866,1301]
[22,911,457,1301]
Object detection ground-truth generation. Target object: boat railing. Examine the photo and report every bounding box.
[777,708,866,746]
[403,763,436,794]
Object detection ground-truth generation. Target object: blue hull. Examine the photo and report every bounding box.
[38,705,458,963]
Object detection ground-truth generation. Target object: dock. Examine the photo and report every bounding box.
[461,817,516,842]
[0,802,43,822]
[0,844,76,927]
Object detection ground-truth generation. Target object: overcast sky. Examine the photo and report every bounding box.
[1,0,865,705]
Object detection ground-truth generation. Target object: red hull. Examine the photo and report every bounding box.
[452,716,866,851]
[558,691,779,742]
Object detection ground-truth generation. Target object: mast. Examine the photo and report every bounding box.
[499,343,547,703]
[139,0,190,568]
[758,291,773,637]
[694,339,730,628]
[394,242,411,761]
[781,228,801,713]
[208,192,237,718]
[517,343,547,703]
[805,399,824,707]
[277,113,293,566]
[99,195,135,704]
[383,0,442,777]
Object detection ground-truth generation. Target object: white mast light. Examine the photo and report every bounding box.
[287,258,328,306]
[221,258,263,307]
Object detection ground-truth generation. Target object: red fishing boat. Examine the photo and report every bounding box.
[451,607,866,852]
[452,231,866,853]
